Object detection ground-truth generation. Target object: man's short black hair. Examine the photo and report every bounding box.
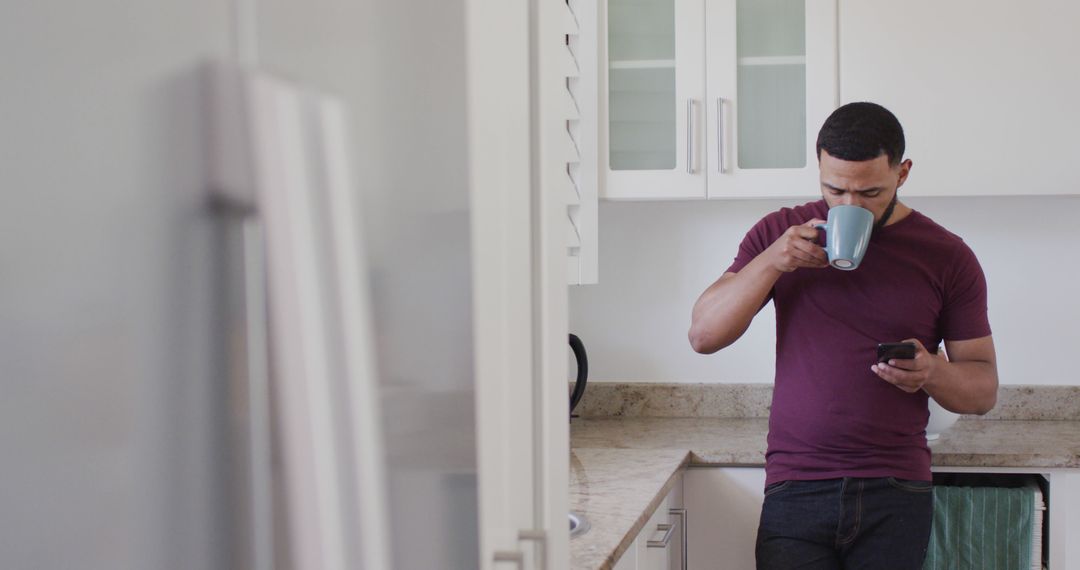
[816,102,905,167]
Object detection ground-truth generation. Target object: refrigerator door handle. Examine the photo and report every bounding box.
[242,219,275,570]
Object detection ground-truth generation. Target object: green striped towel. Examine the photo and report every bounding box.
[923,485,1037,570]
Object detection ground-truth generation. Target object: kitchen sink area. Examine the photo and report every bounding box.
[569,512,590,538]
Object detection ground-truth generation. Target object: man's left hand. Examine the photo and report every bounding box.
[871,338,944,393]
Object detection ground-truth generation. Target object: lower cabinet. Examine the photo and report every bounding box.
[683,466,1080,569]
[613,473,686,570]
[684,467,765,570]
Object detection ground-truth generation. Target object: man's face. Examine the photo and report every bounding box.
[819,149,912,223]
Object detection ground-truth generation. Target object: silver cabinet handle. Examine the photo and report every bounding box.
[716,98,726,173]
[519,529,546,542]
[686,99,696,174]
[647,522,675,548]
[519,529,546,570]
[493,529,545,570]
[670,508,688,569]
[493,550,524,569]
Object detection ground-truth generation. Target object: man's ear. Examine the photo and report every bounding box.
[896,158,913,188]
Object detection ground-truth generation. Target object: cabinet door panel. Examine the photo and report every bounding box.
[706,0,837,199]
[602,0,707,199]
[613,541,638,570]
[636,492,672,570]
[840,0,1080,196]
[668,476,685,570]
[684,467,765,570]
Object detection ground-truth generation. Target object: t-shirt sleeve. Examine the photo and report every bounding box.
[939,241,992,341]
[725,215,777,275]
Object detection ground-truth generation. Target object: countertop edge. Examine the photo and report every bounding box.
[598,451,692,570]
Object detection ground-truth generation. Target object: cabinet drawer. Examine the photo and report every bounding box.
[636,492,673,570]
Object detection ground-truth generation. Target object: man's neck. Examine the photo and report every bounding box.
[874,192,911,231]
[885,203,912,226]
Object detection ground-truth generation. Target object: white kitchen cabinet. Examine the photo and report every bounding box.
[684,467,764,570]
[567,0,600,285]
[612,474,687,570]
[636,495,673,570]
[613,545,637,570]
[839,0,1080,197]
[667,473,686,570]
[600,0,707,200]
[599,0,837,200]
[470,0,572,568]
[705,0,837,199]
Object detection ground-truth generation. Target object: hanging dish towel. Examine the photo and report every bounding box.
[923,482,1043,570]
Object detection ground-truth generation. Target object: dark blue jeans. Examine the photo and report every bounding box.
[756,477,932,570]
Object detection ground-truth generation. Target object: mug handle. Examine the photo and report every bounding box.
[812,223,828,248]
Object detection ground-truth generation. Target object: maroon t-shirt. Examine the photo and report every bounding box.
[726,200,991,486]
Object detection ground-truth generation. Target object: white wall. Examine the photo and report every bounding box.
[569,196,1080,385]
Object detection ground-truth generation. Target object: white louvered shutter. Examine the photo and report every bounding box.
[564,0,598,284]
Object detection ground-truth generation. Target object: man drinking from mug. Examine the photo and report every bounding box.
[688,102,998,570]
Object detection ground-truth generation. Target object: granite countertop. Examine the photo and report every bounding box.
[571,416,1080,469]
[569,448,690,570]
[568,415,1080,570]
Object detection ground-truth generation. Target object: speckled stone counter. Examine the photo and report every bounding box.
[572,417,770,465]
[569,448,690,570]
[571,416,1080,468]
[568,416,1080,569]
[572,382,1080,421]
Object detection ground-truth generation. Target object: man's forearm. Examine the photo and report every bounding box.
[924,360,998,415]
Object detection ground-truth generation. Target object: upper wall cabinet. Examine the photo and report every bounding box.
[840,0,1080,197]
[599,0,837,200]
[706,0,837,199]
[601,0,707,200]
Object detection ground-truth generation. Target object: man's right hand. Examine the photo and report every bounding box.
[763,219,830,273]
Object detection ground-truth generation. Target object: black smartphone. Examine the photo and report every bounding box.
[877,342,916,363]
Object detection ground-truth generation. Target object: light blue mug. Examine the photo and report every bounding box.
[814,205,874,270]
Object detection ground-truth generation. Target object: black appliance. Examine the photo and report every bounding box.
[569,333,588,419]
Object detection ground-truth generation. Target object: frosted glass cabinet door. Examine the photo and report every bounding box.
[706,0,837,199]
[601,0,707,200]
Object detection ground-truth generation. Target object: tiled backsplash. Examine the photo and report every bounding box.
[573,383,1080,421]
